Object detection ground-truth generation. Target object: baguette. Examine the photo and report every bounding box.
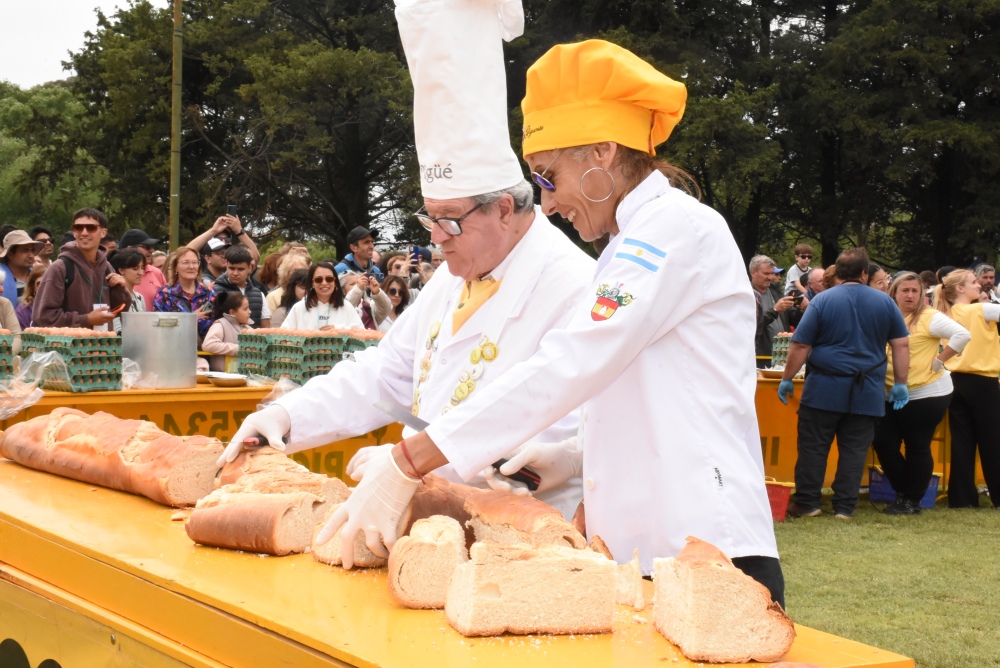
[465,489,586,549]
[185,491,322,555]
[0,407,222,507]
[653,537,795,663]
[445,541,617,636]
[388,516,468,609]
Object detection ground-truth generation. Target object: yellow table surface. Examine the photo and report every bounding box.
[0,461,912,668]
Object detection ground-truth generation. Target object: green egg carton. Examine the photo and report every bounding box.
[237,332,269,354]
[304,334,349,356]
[266,333,308,348]
[43,369,123,393]
[0,332,13,352]
[265,361,308,384]
[269,343,306,364]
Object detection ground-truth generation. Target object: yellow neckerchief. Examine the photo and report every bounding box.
[451,277,503,333]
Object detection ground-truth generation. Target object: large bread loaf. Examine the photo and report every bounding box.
[0,407,222,507]
[445,541,617,636]
[310,502,410,568]
[653,537,795,663]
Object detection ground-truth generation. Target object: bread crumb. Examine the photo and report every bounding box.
[88,488,97,492]
[170,512,187,521]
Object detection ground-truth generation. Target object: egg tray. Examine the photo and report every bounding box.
[0,333,13,354]
[236,332,270,354]
[20,333,122,358]
[42,370,123,393]
[265,361,309,385]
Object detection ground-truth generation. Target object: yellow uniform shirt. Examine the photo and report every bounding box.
[944,303,1000,377]
[886,308,942,390]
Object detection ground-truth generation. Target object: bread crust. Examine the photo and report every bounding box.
[465,490,586,549]
[0,408,222,506]
[387,515,467,609]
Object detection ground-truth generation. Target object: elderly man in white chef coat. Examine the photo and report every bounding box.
[315,36,785,607]
[223,0,593,519]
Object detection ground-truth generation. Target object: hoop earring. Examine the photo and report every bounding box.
[580,167,615,203]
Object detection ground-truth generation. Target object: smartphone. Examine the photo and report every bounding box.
[410,245,420,264]
[793,295,803,307]
[110,304,126,316]
[227,204,238,217]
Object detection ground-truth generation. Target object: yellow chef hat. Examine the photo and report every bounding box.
[521,40,687,157]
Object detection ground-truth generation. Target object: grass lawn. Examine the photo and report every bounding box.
[776,495,1000,668]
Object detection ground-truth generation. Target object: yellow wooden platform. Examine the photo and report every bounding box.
[0,461,913,668]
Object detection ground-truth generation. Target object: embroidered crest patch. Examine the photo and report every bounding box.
[591,283,635,321]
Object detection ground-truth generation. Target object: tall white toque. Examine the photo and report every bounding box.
[395,0,525,199]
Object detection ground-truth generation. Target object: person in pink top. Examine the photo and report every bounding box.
[119,228,166,311]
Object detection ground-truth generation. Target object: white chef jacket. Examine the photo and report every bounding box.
[426,171,779,573]
[274,209,596,517]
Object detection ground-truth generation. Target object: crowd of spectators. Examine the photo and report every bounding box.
[756,243,1000,517]
[0,209,442,358]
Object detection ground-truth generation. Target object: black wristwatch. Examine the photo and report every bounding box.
[234,228,246,237]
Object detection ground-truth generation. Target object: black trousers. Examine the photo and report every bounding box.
[871,394,951,503]
[793,405,877,515]
[732,556,786,611]
[947,373,1000,508]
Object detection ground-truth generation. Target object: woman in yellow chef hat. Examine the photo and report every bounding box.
[325,40,785,608]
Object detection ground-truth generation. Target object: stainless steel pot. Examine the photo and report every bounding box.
[121,312,198,389]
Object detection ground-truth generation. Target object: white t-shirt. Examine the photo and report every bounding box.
[280,298,363,331]
[784,264,809,294]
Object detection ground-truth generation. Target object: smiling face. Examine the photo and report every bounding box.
[175,249,201,284]
[72,216,107,255]
[424,196,509,281]
[955,270,981,301]
[526,145,622,243]
[869,268,890,293]
[312,266,336,303]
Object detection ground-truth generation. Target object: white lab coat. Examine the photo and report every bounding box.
[275,209,596,517]
[427,171,778,573]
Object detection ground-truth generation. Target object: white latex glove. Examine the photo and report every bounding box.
[931,358,945,373]
[216,404,292,467]
[346,443,392,482]
[315,449,420,568]
[491,437,583,496]
[483,464,531,496]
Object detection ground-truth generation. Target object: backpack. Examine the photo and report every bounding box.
[57,256,132,311]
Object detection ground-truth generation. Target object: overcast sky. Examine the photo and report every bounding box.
[1,1,169,89]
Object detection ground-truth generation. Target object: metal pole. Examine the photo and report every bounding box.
[169,0,183,252]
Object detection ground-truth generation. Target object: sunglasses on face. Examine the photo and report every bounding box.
[388,288,401,296]
[413,201,486,236]
[35,237,53,244]
[313,275,337,284]
[72,224,99,233]
[797,254,812,259]
[530,149,563,191]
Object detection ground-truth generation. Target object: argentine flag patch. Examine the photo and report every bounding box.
[615,238,667,272]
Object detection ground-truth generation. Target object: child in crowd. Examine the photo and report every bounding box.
[784,243,813,295]
[202,290,251,372]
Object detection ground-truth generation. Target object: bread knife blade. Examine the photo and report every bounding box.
[372,400,540,491]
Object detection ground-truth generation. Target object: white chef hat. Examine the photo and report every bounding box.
[395,0,525,199]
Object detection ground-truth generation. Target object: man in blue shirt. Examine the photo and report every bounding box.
[335,227,383,280]
[777,248,910,519]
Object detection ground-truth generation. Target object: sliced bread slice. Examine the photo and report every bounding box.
[653,537,795,663]
[388,515,468,609]
[311,502,410,569]
[445,541,616,636]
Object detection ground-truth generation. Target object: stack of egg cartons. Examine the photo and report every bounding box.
[21,328,122,392]
[0,329,14,377]
[770,332,793,368]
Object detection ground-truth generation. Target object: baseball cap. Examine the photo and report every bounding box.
[120,228,160,248]
[346,226,373,246]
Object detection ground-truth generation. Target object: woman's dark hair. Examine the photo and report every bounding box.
[279,268,310,311]
[306,261,345,310]
[109,249,146,273]
[211,290,247,320]
[866,263,883,286]
[382,275,410,316]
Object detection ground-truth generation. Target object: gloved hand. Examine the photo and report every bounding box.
[888,384,910,411]
[484,437,582,496]
[315,448,420,568]
[216,404,292,467]
[931,358,945,373]
[346,444,393,482]
[778,379,794,405]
